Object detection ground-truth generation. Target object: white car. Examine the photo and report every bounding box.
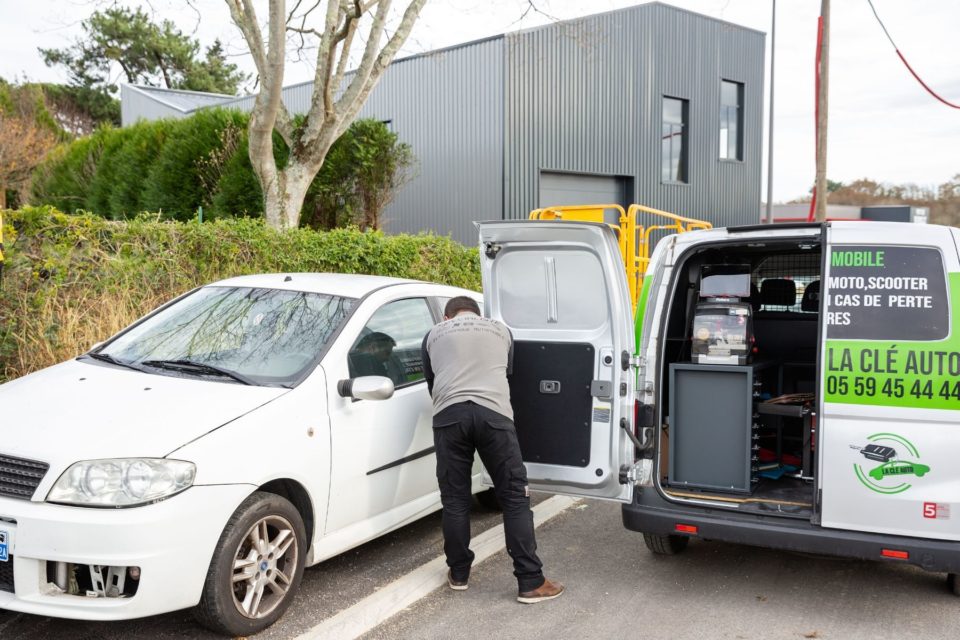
[0,273,486,635]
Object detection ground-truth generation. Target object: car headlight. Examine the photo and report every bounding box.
[47,459,196,507]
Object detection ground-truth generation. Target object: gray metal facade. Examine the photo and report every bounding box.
[121,2,765,244]
[504,3,765,227]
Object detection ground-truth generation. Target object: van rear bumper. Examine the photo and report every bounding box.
[622,488,960,574]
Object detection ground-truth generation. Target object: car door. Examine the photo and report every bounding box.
[478,220,636,502]
[324,296,438,534]
[819,223,960,540]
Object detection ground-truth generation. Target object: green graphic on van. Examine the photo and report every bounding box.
[852,433,928,494]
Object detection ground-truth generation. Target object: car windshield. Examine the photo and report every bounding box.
[97,286,354,386]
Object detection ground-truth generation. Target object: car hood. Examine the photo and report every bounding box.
[0,359,289,472]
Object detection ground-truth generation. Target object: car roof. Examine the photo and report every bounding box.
[207,273,424,298]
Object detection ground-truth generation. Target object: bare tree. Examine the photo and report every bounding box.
[225,0,427,229]
[0,88,57,209]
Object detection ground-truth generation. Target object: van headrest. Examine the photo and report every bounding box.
[747,282,761,313]
[801,280,821,312]
[760,279,796,307]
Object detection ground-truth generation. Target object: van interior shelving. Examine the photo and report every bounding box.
[657,237,822,518]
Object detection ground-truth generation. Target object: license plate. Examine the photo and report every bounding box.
[0,530,8,562]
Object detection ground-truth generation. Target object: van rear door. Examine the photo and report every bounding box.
[478,221,636,502]
[820,222,960,540]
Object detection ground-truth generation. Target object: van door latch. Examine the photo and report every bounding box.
[590,380,612,399]
[539,380,561,394]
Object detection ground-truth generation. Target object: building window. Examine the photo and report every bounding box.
[662,97,688,183]
[719,80,743,161]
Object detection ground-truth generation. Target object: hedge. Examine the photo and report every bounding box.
[0,206,479,382]
[29,110,413,228]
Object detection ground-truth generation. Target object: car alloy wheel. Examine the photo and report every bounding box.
[195,491,307,636]
[231,515,299,619]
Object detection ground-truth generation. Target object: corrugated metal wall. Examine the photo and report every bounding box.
[352,39,504,243]
[503,3,765,229]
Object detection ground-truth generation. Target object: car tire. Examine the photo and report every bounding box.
[643,533,689,555]
[948,573,960,596]
[475,488,502,511]
[194,491,307,637]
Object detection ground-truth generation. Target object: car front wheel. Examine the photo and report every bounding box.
[195,491,307,636]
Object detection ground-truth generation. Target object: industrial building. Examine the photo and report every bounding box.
[121,2,765,244]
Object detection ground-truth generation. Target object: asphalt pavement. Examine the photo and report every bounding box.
[363,499,960,640]
[0,498,520,640]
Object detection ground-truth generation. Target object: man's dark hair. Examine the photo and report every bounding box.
[444,296,481,318]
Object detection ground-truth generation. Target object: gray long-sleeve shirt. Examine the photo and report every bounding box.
[421,312,514,419]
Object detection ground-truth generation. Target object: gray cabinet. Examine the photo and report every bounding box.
[668,363,765,494]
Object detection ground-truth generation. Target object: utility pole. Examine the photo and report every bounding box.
[815,0,830,221]
[765,0,776,223]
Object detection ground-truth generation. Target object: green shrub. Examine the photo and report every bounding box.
[30,132,107,211]
[85,127,128,217]
[0,206,479,381]
[29,111,414,229]
[107,120,173,217]
[140,109,248,219]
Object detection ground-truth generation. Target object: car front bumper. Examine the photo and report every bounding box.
[0,484,253,620]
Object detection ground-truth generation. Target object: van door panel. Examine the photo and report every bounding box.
[820,224,960,541]
[509,342,595,467]
[478,221,635,502]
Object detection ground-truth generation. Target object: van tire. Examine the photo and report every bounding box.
[643,533,689,555]
[948,573,960,596]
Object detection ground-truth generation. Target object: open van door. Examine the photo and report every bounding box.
[478,221,636,502]
[819,222,960,540]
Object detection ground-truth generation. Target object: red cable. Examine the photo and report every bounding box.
[866,0,960,110]
[895,50,960,110]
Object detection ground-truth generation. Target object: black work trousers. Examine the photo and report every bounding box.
[432,401,544,592]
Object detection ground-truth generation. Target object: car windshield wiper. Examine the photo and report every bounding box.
[82,352,146,372]
[141,359,257,386]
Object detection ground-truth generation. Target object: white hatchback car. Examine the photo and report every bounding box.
[0,273,485,635]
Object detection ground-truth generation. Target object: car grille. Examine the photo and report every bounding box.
[0,556,12,593]
[0,454,50,500]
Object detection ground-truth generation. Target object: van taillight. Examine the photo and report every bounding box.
[675,524,698,534]
[881,549,909,560]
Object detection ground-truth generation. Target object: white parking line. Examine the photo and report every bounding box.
[294,495,579,640]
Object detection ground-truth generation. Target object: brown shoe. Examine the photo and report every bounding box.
[517,578,564,604]
[447,569,468,591]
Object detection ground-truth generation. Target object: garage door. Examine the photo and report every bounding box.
[539,172,630,225]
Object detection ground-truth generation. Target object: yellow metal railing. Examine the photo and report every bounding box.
[529,203,712,310]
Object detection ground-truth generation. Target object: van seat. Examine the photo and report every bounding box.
[801,280,821,312]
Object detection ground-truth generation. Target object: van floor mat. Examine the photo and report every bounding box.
[664,478,814,509]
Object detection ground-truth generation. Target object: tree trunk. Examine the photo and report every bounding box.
[0,184,7,210]
[226,0,426,230]
[259,165,314,230]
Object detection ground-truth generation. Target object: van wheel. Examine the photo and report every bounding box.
[194,491,307,636]
[948,573,960,596]
[643,533,689,555]
[475,488,502,511]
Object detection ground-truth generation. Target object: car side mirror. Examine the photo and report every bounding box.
[337,376,395,401]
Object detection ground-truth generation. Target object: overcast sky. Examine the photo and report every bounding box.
[2,0,958,202]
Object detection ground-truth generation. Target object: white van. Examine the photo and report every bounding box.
[478,219,960,592]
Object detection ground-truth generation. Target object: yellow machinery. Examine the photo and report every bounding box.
[529,204,712,310]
